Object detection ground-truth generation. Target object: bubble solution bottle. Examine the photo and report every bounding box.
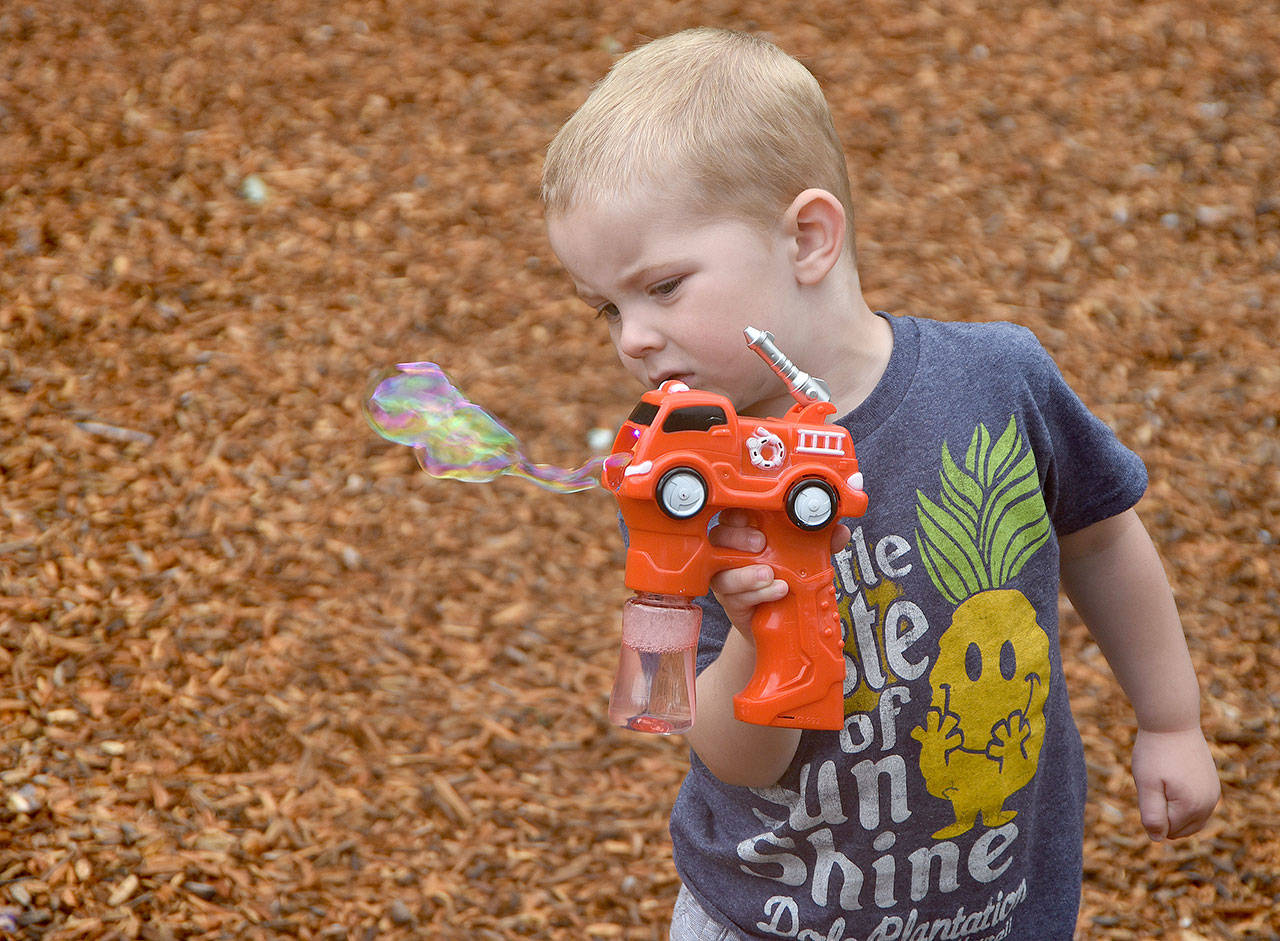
[608,593,700,735]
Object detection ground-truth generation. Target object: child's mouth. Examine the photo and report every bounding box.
[654,372,693,388]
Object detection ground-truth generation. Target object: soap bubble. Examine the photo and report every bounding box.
[363,362,611,494]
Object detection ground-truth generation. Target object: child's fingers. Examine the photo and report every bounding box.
[1163,777,1220,839]
[1137,775,1217,842]
[709,514,765,553]
[710,565,788,624]
[716,507,753,528]
[711,564,785,599]
[1131,728,1220,842]
[1166,803,1210,840]
[712,517,851,555]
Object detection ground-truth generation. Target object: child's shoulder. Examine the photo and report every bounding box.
[907,314,1055,375]
[912,314,1044,353]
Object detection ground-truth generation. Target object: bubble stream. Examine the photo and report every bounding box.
[363,361,613,494]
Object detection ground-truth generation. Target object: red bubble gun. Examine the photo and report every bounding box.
[605,327,868,734]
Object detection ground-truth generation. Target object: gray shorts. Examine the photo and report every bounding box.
[670,884,738,940]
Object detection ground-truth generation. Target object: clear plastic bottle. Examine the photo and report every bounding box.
[608,592,701,734]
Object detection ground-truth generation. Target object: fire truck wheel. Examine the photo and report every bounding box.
[657,468,708,520]
[786,479,838,530]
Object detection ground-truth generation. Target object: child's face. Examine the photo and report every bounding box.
[547,191,803,417]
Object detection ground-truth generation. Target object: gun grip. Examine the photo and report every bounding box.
[731,521,846,730]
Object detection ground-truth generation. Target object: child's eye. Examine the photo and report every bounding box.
[652,277,683,298]
[595,301,621,323]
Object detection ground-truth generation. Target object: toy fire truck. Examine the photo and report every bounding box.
[604,328,868,730]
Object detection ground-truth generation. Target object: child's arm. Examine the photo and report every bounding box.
[1058,507,1220,841]
[681,511,849,787]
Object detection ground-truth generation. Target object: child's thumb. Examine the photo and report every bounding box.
[1137,781,1170,841]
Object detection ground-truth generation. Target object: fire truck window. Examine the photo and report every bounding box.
[627,401,659,426]
[662,406,728,433]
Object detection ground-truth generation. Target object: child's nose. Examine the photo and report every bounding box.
[616,310,665,359]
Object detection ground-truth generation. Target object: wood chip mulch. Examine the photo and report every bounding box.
[1,2,1276,938]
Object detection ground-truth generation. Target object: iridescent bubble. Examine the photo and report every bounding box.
[363,362,614,494]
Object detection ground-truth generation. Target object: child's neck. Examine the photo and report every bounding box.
[796,259,893,418]
[823,298,893,417]
[744,300,889,420]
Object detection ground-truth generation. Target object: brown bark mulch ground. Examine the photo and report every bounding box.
[1,1,1276,938]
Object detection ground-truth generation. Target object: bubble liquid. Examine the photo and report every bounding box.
[608,593,701,735]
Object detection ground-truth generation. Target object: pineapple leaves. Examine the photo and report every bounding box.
[984,414,1022,486]
[916,490,987,604]
[940,443,982,526]
[915,415,1051,602]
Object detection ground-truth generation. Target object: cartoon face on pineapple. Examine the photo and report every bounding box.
[914,590,1051,838]
[909,416,1054,840]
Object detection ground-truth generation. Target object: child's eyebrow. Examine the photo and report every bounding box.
[617,259,687,291]
[570,258,690,305]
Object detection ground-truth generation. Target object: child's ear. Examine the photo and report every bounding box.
[783,189,846,285]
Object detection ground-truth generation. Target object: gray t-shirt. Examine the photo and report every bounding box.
[670,313,1147,940]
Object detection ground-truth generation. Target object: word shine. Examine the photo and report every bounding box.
[740,818,1017,914]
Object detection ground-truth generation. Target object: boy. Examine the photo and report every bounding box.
[542,28,1218,940]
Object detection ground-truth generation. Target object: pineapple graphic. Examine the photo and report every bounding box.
[910,415,1054,839]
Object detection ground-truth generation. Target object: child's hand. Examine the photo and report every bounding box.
[707,509,850,637]
[1131,726,1220,841]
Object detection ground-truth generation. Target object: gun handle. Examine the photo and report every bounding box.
[730,514,846,730]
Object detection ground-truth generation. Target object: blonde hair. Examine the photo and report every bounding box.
[542,28,855,253]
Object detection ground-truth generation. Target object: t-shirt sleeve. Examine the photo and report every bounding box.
[693,593,732,676]
[1016,331,1148,535]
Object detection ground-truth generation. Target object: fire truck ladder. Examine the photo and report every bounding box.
[795,429,846,456]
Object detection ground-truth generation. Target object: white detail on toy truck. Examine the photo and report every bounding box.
[745,427,787,470]
[795,428,846,456]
